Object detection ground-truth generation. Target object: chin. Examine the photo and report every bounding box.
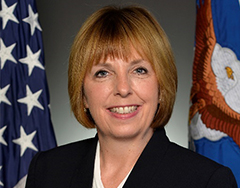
[109,126,152,140]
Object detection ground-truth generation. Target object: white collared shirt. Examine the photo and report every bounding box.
[92,142,131,188]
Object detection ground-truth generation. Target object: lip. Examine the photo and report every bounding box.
[107,105,140,119]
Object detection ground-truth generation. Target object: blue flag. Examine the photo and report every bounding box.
[0,0,57,187]
[189,0,240,186]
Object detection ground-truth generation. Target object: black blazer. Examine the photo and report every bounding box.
[26,128,237,188]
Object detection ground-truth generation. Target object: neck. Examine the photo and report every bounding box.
[97,128,154,188]
[98,128,154,166]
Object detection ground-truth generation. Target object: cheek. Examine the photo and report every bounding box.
[133,78,159,98]
[84,82,113,108]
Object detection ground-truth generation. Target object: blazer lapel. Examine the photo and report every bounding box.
[70,136,98,188]
[123,128,170,188]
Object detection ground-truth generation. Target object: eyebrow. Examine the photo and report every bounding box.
[130,59,145,65]
[93,62,113,69]
[95,58,145,67]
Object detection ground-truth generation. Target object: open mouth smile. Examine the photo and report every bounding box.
[109,106,138,114]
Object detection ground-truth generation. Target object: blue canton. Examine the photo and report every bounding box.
[0,0,57,187]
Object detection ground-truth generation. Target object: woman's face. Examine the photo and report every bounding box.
[83,49,159,140]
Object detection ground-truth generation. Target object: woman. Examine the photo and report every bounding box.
[26,5,237,188]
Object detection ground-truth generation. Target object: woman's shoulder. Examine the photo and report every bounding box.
[29,136,97,172]
[153,129,226,170]
[143,129,237,187]
[36,136,97,161]
[26,137,98,187]
[162,142,237,187]
[166,141,224,170]
[169,141,211,159]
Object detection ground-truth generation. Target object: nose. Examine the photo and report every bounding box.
[114,74,132,97]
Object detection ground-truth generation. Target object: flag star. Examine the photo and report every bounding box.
[0,0,19,29]
[0,84,11,105]
[14,175,27,188]
[12,126,38,157]
[0,126,7,146]
[17,85,44,116]
[0,38,17,69]
[19,45,44,76]
[0,166,3,186]
[23,5,42,35]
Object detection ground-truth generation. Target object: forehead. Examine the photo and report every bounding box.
[97,47,143,63]
[83,26,155,73]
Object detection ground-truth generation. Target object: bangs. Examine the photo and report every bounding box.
[84,7,151,69]
[93,24,133,65]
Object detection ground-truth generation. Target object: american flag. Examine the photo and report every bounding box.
[0,0,57,187]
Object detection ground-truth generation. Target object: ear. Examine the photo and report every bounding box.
[83,94,89,108]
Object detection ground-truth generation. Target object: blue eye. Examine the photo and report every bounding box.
[134,67,148,75]
[95,70,109,78]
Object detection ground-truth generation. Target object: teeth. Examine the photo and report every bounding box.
[110,106,137,114]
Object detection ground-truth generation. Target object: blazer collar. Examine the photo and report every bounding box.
[123,128,170,188]
[70,135,98,188]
